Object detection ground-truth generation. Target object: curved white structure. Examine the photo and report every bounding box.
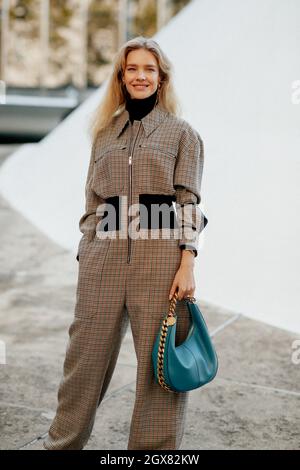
[0,0,299,333]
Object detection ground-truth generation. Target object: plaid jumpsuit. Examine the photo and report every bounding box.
[43,102,208,450]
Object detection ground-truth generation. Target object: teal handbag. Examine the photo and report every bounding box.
[152,291,218,393]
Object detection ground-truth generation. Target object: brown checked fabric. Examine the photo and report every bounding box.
[44,102,208,450]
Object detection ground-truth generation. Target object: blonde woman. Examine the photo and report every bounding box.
[44,36,208,451]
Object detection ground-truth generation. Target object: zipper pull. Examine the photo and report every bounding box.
[129,155,132,165]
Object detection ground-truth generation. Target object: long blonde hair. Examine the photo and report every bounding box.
[89,36,182,143]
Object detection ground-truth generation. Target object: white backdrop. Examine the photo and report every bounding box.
[0,0,299,333]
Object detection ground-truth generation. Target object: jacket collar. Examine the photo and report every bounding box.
[114,102,169,138]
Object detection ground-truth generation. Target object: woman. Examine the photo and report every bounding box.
[44,36,208,451]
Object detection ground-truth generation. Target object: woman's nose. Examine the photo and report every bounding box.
[137,71,146,79]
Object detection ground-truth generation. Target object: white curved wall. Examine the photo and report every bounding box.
[0,0,299,333]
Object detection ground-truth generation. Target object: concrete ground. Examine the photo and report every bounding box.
[0,144,299,450]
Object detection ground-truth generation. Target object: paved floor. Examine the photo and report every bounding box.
[0,144,300,450]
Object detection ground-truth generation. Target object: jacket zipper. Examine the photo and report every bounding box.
[127,121,142,264]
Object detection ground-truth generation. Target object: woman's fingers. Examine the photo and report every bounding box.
[169,269,195,300]
[178,288,195,301]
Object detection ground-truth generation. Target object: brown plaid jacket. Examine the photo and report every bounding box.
[77,102,208,260]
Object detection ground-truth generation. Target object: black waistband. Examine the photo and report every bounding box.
[105,194,175,205]
[139,194,175,206]
[99,194,178,231]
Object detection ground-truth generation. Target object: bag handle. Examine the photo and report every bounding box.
[166,291,196,326]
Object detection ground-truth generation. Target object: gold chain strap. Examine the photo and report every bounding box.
[156,291,196,392]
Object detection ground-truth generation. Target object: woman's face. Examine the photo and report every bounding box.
[123,48,160,99]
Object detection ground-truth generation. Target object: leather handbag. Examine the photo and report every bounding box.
[152,291,218,393]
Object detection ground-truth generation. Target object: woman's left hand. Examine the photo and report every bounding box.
[169,265,195,301]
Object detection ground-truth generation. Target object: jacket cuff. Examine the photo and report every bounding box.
[178,235,199,257]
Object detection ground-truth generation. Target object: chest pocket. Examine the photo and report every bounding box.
[92,144,127,199]
[134,142,178,194]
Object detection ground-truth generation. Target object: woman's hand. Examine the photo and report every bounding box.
[169,263,195,301]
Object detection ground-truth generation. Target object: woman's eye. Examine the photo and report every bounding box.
[127,68,155,72]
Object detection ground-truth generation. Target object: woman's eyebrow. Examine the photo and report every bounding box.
[126,63,157,67]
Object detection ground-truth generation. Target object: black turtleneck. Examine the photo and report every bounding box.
[125,88,158,123]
